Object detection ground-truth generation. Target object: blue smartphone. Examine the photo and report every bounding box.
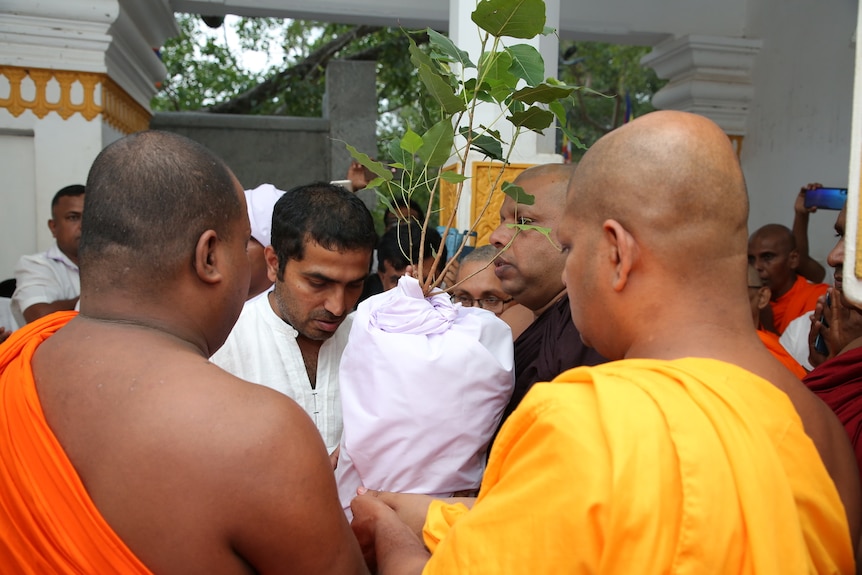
[814,293,831,355]
[804,187,847,210]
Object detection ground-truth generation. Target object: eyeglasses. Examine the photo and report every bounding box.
[451,294,514,313]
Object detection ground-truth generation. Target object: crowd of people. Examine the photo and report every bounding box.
[0,110,861,573]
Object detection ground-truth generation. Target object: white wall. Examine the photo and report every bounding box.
[743,0,857,269]
[0,109,100,278]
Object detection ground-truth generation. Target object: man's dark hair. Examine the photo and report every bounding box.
[51,184,85,209]
[79,131,242,283]
[383,198,425,229]
[271,181,377,278]
[377,222,447,275]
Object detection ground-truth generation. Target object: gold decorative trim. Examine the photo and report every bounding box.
[0,65,150,134]
[438,161,533,247]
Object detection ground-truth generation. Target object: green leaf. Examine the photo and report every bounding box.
[549,101,587,150]
[388,138,415,172]
[507,106,555,132]
[400,128,423,154]
[542,26,556,36]
[471,0,546,39]
[507,44,545,87]
[409,36,437,71]
[427,28,475,68]
[417,64,467,114]
[440,171,468,184]
[502,181,535,205]
[507,223,558,249]
[418,119,454,167]
[459,127,505,162]
[512,83,575,104]
[345,144,393,181]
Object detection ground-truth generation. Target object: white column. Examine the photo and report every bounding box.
[640,35,762,137]
[0,0,177,276]
[448,0,562,230]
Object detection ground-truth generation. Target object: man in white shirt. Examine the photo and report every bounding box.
[211,182,377,457]
[11,185,84,326]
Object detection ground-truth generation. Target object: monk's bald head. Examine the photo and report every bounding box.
[514,163,574,201]
[749,224,796,253]
[568,111,749,270]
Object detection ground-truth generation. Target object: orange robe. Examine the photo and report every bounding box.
[757,328,808,379]
[422,358,854,574]
[0,312,153,574]
[771,275,828,334]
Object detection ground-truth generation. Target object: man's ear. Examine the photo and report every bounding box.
[194,230,222,285]
[264,245,280,283]
[757,286,772,311]
[47,218,57,237]
[788,249,800,270]
[603,219,638,292]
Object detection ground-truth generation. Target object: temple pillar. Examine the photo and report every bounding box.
[640,35,762,156]
[0,0,177,276]
[439,0,563,245]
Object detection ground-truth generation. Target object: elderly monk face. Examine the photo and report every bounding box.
[747,225,799,299]
[452,258,516,316]
[489,167,570,312]
[824,206,861,312]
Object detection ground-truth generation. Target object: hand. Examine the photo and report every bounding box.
[350,491,393,572]
[795,182,823,215]
[348,161,373,192]
[0,327,11,345]
[329,445,340,470]
[809,289,862,366]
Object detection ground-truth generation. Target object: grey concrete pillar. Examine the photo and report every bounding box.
[325,60,378,184]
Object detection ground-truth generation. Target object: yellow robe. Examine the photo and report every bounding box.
[423,358,854,574]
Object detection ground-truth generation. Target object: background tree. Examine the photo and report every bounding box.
[557,41,667,161]
[152,15,664,156]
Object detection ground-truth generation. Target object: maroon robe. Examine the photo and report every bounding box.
[804,346,862,478]
[498,294,607,429]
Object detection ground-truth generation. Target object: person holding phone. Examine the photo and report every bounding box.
[805,203,862,492]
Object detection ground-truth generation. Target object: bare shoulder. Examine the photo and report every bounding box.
[34,324,367,575]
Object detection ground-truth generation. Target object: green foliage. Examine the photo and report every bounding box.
[558,40,667,161]
[347,0,587,292]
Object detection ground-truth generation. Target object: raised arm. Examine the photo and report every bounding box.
[794,184,827,284]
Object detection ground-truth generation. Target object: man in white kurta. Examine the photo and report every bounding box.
[210,182,377,455]
[211,292,349,453]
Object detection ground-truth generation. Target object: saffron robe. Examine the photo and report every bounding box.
[805,346,862,481]
[0,312,153,574]
[757,328,807,379]
[771,275,828,334]
[423,358,854,575]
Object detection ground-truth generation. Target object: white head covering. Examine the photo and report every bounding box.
[244,183,285,247]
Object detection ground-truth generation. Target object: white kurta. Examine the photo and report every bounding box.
[210,292,350,453]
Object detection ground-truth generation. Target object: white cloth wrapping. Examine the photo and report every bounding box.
[335,275,514,513]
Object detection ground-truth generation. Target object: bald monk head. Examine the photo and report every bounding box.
[32,131,368,573]
[748,223,800,299]
[489,163,575,314]
[560,110,861,547]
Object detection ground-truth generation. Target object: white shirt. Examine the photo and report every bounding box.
[779,312,815,371]
[210,291,350,453]
[11,242,80,326]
